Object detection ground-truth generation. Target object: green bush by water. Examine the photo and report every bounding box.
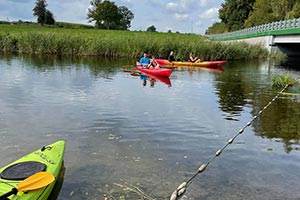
[0,24,270,60]
[272,75,296,88]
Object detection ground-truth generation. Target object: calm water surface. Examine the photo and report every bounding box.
[0,55,299,200]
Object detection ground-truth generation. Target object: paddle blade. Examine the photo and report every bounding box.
[17,172,55,192]
[122,65,134,68]
[130,73,140,76]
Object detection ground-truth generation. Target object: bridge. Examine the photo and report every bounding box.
[207,18,300,57]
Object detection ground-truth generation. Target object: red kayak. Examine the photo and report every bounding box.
[156,59,226,69]
[136,62,172,77]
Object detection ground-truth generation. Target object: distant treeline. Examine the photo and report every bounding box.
[0,20,94,29]
[54,22,94,29]
[0,20,16,24]
[0,24,278,60]
[207,0,300,34]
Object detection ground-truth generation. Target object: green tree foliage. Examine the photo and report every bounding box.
[33,0,47,25]
[146,25,156,32]
[88,0,101,27]
[33,0,55,25]
[207,0,300,34]
[244,0,275,27]
[87,0,134,30]
[118,6,134,30]
[271,0,294,20]
[45,10,55,25]
[245,0,300,27]
[286,1,300,19]
[206,22,228,34]
[219,0,255,31]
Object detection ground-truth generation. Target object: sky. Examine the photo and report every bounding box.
[0,0,224,34]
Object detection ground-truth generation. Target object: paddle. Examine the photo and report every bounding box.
[130,72,140,76]
[0,172,55,200]
[122,65,135,68]
[122,65,139,73]
[124,68,139,75]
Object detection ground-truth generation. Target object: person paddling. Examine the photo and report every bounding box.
[168,51,176,62]
[188,52,201,63]
[148,55,160,69]
[139,51,150,68]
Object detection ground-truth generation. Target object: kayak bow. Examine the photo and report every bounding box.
[0,140,65,200]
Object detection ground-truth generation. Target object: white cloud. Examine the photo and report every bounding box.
[166,0,193,12]
[166,2,178,11]
[198,0,209,7]
[0,0,34,21]
[48,0,90,24]
[115,0,134,7]
[178,0,190,10]
[174,13,189,21]
[164,26,173,32]
[7,0,30,3]
[199,7,219,20]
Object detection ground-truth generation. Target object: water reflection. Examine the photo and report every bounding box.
[216,72,246,120]
[0,54,133,79]
[214,62,259,120]
[214,60,300,152]
[140,74,172,88]
[127,71,172,88]
[0,54,300,199]
[279,57,300,69]
[176,66,224,73]
[254,97,300,153]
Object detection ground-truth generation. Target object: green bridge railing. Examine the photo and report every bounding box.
[207,18,300,41]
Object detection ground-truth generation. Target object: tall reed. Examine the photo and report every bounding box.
[0,24,271,60]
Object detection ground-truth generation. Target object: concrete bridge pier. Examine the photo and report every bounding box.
[231,35,300,57]
[273,35,300,57]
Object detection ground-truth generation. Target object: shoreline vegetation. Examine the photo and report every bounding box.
[0,24,284,61]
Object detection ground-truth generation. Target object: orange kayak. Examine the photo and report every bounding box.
[156,59,226,68]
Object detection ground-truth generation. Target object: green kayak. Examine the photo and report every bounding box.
[0,140,65,200]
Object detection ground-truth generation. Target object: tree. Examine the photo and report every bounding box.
[87,0,134,30]
[286,2,300,19]
[33,0,55,25]
[146,25,156,32]
[245,0,299,27]
[206,22,228,34]
[45,10,55,25]
[244,0,275,27]
[207,0,300,34]
[219,0,255,31]
[118,6,134,30]
[271,0,294,21]
[33,0,47,25]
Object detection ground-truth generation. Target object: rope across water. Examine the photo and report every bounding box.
[170,84,290,200]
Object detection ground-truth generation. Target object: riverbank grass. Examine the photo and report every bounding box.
[0,24,272,60]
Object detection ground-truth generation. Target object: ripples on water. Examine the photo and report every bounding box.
[0,55,299,199]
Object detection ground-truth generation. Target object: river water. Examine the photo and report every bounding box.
[0,55,299,200]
